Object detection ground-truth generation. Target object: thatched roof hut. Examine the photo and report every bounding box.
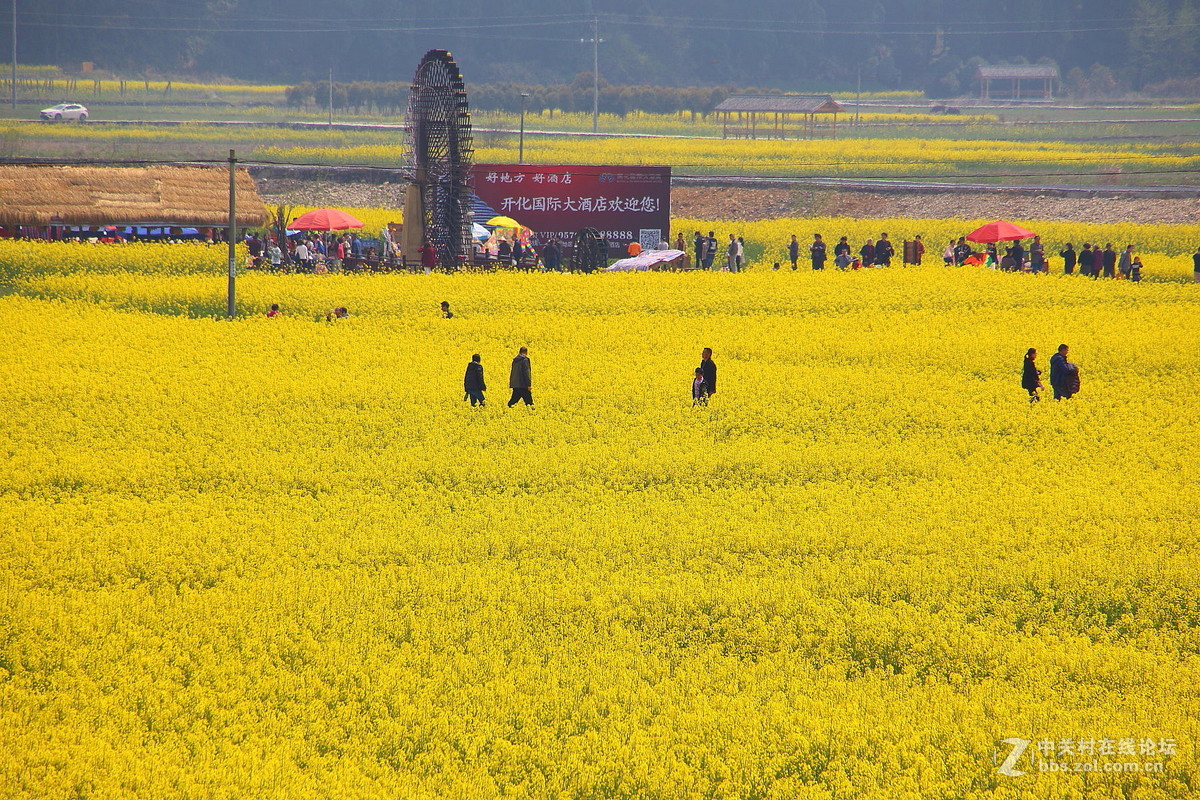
[712,94,845,139]
[0,165,270,228]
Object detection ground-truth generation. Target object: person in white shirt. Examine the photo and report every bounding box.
[294,241,310,271]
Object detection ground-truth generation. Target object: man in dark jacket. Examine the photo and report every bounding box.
[1078,243,1095,277]
[700,347,717,397]
[1049,344,1072,400]
[874,233,894,267]
[1101,243,1117,278]
[542,240,561,271]
[810,234,827,270]
[508,346,533,407]
[464,354,486,406]
[1060,243,1077,275]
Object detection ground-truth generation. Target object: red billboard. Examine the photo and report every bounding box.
[471,164,671,255]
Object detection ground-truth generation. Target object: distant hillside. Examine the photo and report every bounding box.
[7,0,1200,95]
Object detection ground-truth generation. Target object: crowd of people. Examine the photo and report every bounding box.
[690,231,748,272]
[245,231,388,273]
[768,232,1200,281]
[941,235,1147,279]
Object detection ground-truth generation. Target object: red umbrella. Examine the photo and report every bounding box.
[290,208,364,231]
[965,220,1036,243]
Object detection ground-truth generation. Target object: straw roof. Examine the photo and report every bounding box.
[976,65,1059,80]
[0,165,270,228]
[714,94,845,114]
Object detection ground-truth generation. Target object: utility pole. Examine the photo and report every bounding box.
[10,0,16,114]
[581,16,603,133]
[854,69,861,127]
[518,92,529,164]
[328,66,333,126]
[227,150,237,319]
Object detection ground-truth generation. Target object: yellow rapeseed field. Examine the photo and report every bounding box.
[1,237,1198,800]
[255,136,1200,179]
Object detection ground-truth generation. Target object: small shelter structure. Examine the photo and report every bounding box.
[713,94,846,139]
[0,165,269,236]
[976,65,1058,101]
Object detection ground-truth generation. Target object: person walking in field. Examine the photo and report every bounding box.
[1060,243,1077,275]
[1049,344,1075,400]
[726,234,738,272]
[860,238,875,269]
[464,354,486,407]
[691,367,710,406]
[1118,244,1134,279]
[704,231,718,270]
[1029,236,1045,272]
[1022,348,1043,403]
[874,233,894,267]
[788,234,800,270]
[810,233,827,270]
[1101,243,1117,278]
[508,346,533,407]
[694,231,706,270]
[1194,244,1200,283]
[699,347,717,398]
[1078,243,1095,277]
[736,236,746,272]
[834,235,853,269]
[954,237,972,266]
[835,236,851,260]
[1130,256,1143,282]
[912,235,925,265]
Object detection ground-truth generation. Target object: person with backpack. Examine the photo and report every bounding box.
[1049,344,1076,400]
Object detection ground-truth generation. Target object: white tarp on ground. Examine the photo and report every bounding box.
[605,250,687,271]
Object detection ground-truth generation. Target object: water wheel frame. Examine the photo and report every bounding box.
[403,50,474,270]
[571,227,607,273]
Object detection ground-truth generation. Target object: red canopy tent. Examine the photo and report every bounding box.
[966,220,1036,243]
[290,208,364,231]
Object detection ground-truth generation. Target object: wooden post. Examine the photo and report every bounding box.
[227,150,237,318]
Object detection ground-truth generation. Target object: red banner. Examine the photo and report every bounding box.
[471,164,671,255]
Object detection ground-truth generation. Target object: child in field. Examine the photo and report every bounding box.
[1130,256,1143,282]
[692,367,710,406]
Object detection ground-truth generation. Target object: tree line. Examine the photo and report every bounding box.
[9,0,1200,97]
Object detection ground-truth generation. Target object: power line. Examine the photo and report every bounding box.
[13,10,1194,37]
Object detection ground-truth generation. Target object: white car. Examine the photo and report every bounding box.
[40,103,89,121]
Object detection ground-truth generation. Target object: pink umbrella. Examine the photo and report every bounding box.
[290,208,364,231]
[966,220,1037,243]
